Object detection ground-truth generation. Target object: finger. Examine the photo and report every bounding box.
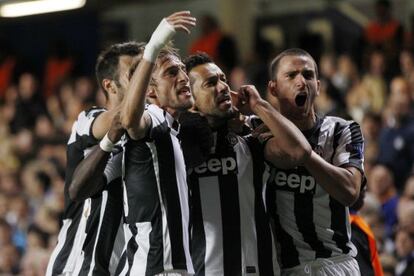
[167,11,191,18]
[169,18,196,27]
[174,24,191,34]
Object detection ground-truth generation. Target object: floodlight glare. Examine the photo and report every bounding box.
[0,0,86,17]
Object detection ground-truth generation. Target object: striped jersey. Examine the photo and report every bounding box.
[121,104,194,276]
[187,126,277,276]
[266,116,364,270]
[46,107,125,276]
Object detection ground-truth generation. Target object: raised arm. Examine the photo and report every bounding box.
[231,85,312,167]
[121,11,196,140]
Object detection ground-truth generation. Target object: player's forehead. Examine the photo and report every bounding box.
[158,54,185,72]
[192,63,223,81]
[278,55,316,74]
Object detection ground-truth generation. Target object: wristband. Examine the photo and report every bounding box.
[99,133,115,153]
[143,18,176,62]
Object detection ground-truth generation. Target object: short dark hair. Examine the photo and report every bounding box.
[183,52,213,73]
[95,41,145,99]
[269,48,319,80]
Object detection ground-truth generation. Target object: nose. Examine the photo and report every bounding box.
[177,67,189,84]
[295,74,306,89]
[217,79,229,94]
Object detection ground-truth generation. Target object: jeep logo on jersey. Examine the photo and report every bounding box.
[190,154,238,176]
[272,170,316,194]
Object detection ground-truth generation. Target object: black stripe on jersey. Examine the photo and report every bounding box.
[329,197,350,254]
[247,137,274,276]
[217,128,242,275]
[330,122,348,164]
[152,121,186,269]
[266,174,300,269]
[79,197,102,275]
[294,192,332,258]
[218,173,242,275]
[115,251,127,276]
[51,214,82,274]
[82,181,124,276]
[147,209,164,275]
[189,175,206,276]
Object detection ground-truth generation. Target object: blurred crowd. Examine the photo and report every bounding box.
[1,0,414,275]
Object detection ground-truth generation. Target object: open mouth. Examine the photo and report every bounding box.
[178,86,191,96]
[295,93,307,107]
[217,93,231,104]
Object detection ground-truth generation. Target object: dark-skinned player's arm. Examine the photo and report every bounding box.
[69,113,124,201]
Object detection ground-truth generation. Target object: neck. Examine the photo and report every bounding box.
[165,106,182,120]
[289,110,317,131]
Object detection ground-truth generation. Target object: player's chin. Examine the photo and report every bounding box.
[177,98,194,111]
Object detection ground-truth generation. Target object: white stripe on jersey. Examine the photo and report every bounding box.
[147,142,173,271]
[109,222,125,275]
[236,140,259,274]
[171,130,193,274]
[87,191,108,276]
[64,199,91,273]
[130,222,152,275]
[46,219,72,276]
[199,176,224,275]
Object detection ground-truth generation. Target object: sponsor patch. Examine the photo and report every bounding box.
[345,143,363,158]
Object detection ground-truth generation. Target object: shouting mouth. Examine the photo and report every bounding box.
[178,86,191,97]
[295,92,307,107]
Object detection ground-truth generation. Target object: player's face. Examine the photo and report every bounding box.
[151,55,193,111]
[271,55,320,120]
[114,54,141,104]
[189,63,234,118]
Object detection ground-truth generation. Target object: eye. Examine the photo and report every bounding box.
[167,67,179,77]
[303,71,314,79]
[287,72,296,79]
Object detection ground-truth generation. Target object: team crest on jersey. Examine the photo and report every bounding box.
[345,143,363,159]
[226,133,238,147]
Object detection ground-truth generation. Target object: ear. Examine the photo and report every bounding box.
[146,86,157,100]
[102,79,116,95]
[316,79,321,97]
[267,80,278,97]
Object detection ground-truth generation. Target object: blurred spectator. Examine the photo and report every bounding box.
[0,38,16,100]
[368,164,399,238]
[43,39,74,99]
[364,0,403,78]
[347,50,387,122]
[395,228,414,276]
[10,73,46,134]
[362,112,383,175]
[399,49,414,80]
[0,243,20,274]
[189,14,239,75]
[378,77,414,189]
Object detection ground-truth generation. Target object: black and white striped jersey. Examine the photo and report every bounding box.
[121,104,194,276]
[46,107,125,276]
[266,116,364,270]
[187,126,277,276]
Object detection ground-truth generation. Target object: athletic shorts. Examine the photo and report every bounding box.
[281,255,360,276]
